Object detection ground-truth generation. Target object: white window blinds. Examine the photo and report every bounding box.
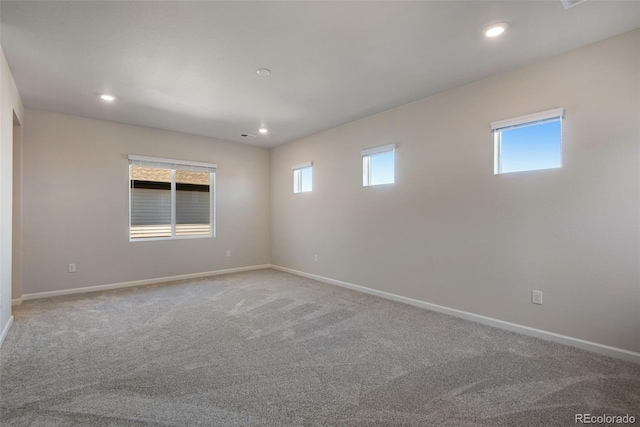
[128,155,217,172]
[128,155,215,240]
[490,108,565,132]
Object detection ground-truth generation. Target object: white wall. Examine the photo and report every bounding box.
[271,30,640,353]
[0,47,24,337]
[20,110,270,294]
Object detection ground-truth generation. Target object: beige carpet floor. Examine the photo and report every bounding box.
[1,269,639,426]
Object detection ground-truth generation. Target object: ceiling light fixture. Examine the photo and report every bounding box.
[256,68,271,77]
[484,23,507,38]
[100,94,116,101]
[259,128,268,134]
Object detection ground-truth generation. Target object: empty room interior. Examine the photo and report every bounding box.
[1,1,639,425]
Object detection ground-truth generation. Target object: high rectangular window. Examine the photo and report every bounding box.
[492,108,564,174]
[362,143,396,186]
[129,155,216,240]
[293,162,313,193]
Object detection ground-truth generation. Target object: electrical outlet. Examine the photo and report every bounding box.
[532,290,543,305]
[314,254,318,262]
[68,263,76,273]
[226,250,231,257]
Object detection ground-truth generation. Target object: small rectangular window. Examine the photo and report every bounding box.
[129,155,216,241]
[362,143,395,186]
[492,108,564,174]
[292,162,313,193]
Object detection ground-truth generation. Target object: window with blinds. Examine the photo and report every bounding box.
[129,155,216,241]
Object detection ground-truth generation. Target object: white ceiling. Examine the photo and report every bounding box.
[1,1,639,148]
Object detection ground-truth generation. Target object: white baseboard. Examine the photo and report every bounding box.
[21,264,271,302]
[12,298,22,306]
[270,265,640,364]
[0,315,14,348]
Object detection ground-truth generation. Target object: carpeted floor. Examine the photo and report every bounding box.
[1,269,639,426]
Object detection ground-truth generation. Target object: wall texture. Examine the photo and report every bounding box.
[20,110,270,295]
[271,30,640,353]
[1,47,24,337]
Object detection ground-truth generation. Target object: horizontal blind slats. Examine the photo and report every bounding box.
[131,188,171,226]
[176,190,210,225]
[129,158,214,239]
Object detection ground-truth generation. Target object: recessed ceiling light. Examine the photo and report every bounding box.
[100,94,116,101]
[484,23,507,38]
[256,68,271,77]
[259,128,268,134]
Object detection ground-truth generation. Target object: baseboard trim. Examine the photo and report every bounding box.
[0,316,14,348]
[12,298,22,306]
[270,265,640,364]
[21,264,272,302]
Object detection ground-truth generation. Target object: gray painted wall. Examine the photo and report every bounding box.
[12,119,22,302]
[270,30,640,353]
[1,47,24,336]
[20,109,271,294]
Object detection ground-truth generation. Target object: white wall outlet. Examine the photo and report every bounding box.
[532,290,543,305]
[314,254,318,262]
[68,263,76,273]
[226,250,231,257]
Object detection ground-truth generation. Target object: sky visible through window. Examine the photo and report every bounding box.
[294,166,312,193]
[301,166,312,192]
[500,120,561,173]
[370,150,395,185]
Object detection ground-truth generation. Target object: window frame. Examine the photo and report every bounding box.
[128,155,217,242]
[292,161,313,194]
[361,143,396,187]
[491,108,564,175]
